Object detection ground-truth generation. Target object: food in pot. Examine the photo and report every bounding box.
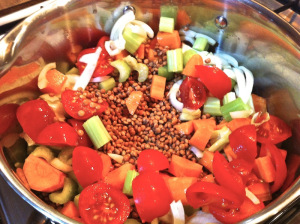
[0,4,293,224]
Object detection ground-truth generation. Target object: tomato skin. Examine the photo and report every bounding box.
[79,182,130,224]
[229,124,257,163]
[0,104,19,135]
[137,149,169,172]
[186,181,243,209]
[36,122,78,147]
[61,89,108,120]
[179,77,207,110]
[68,119,93,147]
[209,198,265,224]
[213,152,246,199]
[229,158,254,184]
[257,115,292,144]
[72,146,103,188]
[195,65,232,99]
[132,171,173,222]
[16,99,55,141]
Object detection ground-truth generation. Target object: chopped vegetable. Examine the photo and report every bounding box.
[150,75,166,100]
[169,154,203,178]
[110,59,132,83]
[159,17,175,33]
[174,121,194,135]
[170,200,185,224]
[220,97,251,121]
[254,156,276,183]
[137,149,169,172]
[160,5,178,21]
[167,48,183,72]
[199,150,214,173]
[193,37,209,51]
[99,77,116,91]
[182,54,203,77]
[158,65,174,81]
[203,97,222,116]
[157,30,181,49]
[183,49,197,66]
[123,26,146,54]
[49,177,78,204]
[179,108,201,121]
[123,170,139,196]
[126,91,143,115]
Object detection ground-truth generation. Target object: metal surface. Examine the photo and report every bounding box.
[0,0,299,224]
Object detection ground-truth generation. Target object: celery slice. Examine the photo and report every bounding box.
[159,17,174,33]
[183,49,197,66]
[49,177,78,205]
[123,27,146,54]
[167,48,183,72]
[83,116,112,149]
[123,169,139,196]
[223,92,237,105]
[203,97,222,116]
[193,37,209,52]
[110,59,132,83]
[160,5,178,22]
[99,77,116,91]
[220,97,251,121]
[180,108,201,121]
[136,63,149,82]
[158,65,174,80]
[31,146,55,162]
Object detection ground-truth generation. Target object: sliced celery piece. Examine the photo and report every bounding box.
[183,49,197,66]
[159,17,174,33]
[49,177,78,205]
[180,108,201,121]
[123,27,146,54]
[123,170,139,196]
[223,92,237,105]
[158,65,174,81]
[83,116,112,149]
[136,63,149,82]
[203,97,222,116]
[124,55,138,70]
[220,97,251,121]
[167,48,183,72]
[193,37,209,51]
[110,59,132,83]
[31,146,55,162]
[99,77,116,91]
[160,5,178,22]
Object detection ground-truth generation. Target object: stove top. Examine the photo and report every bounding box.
[0,1,299,224]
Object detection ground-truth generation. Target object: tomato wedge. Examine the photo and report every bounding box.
[72,146,103,188]
[0,104,19,135]
[213,152,246,199]
[36,122,78,147]
[79,182,130,224]
[16,99,55,141]
[195,65,232,99]
[256,115,292,144]
[61,89,108,120]
[68,119,93,147]
[132,171,172,222]
[179,77,207,110]
[186,181,243,209]
[137,149,169,172]
[229,124,257,163]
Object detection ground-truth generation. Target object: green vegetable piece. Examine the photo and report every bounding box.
[223,92,237,105]
[203,97,222,116]
[208,126,231,152]
[193,37,209,52]
[159,17,174,33]
[99,77,116,92]
[123,170,139,196]
[124,219,141,224]
[83,116,112,149]
[124,55,138,70]
[167,48,183,72]
[179,108,201,121]
[183,49,197,66]
[220,97,251,121]
[73,194,80,207]
[124,55,148,82]
[160,5,178,22]
[158,66,174,81]
[110,59,132,83]
[66,67,79,75]
[58,147,73,165]
[31,146,55,162]
[49,177,78,205]
[123,27,146,54]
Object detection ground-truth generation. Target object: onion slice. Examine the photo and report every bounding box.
[169,80,183,112]
[131,20,154,38]
[110,10,135,41]
[90,76,110,83]
[170,200,185,224]
[189,146,203,159]
[233,67,247,103]
[239,66,254,104]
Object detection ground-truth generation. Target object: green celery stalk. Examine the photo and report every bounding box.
[123,170,139,196]
[159,17,174,33]
[99,77,116,91]
[203,97,222,116]
[123,27,146,54]
[167,48,183,72]
[158,65,174,80]
[160,5,178,22]
[193,37,209,51]
[110,59,132,82]
[183,49,197,66]
[220,97,251,121]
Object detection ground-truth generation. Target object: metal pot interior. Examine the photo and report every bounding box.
[0,0,299,223]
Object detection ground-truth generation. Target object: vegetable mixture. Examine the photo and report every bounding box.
[0,4,293,224]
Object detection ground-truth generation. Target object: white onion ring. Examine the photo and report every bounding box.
[90,76,110,83]
[215,53,239,68]
[223,68,236,81]
[233,67,247,103]
[110,10,135,41]
[131,20,154,38]
[189,146,203,158]
[239,66,254,104]
[169,80,183,112]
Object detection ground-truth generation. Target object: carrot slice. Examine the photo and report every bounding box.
[126,91,143,115]
[150,75,166,100]
[182,54,203,77]
[104,163,135,191]
[254,156,276,183]
[135,44,145,59]
[190,119,216,150]
[23,154,65,192]
[199,151,214,173]
[169,155,203,178]
[16,168,31,190]
[227,118,251,131]
[157,30,181,49]
[174,121,194,135]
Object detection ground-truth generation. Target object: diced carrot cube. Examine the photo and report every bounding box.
[199,151,214,173]
[227,118,251,132]
[254,156,276,183]
[169,155,203,178]
[150,75,166,100]
[174,121,194,135]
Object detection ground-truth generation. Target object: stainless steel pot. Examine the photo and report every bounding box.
[0,0,299,223]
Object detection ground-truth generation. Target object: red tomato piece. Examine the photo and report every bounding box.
[213,152,246,199]
[229,158,254,184]
[61,89,108,120]
[261,143,287,193]
[0,104,19,135]
[137,149,169,172]
[72,146,103,188]
[16,99,55,141]
[36,122,78,147]
[229,124,257,163]
[186,181,243,209]
[210,198,265,224]
[195,65,232,99]
[257,115,292,144]
[79,182,130,224]
[179,77,207,110]
[68,119,93,147]
[132,171,173,222]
